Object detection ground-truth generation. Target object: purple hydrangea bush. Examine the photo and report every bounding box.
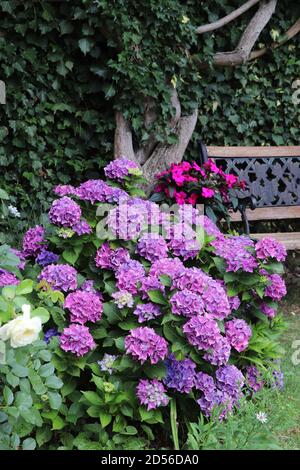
[1,157,287,446]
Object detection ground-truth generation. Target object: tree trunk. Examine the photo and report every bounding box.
[113,107,198,188]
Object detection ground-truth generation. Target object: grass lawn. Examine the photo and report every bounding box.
[272,301,300,449]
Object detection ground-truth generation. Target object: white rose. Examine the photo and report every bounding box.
[0,304,42,348]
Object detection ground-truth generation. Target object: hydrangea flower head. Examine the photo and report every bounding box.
[22,225,47,257]
[170,289,204,317]
[212,236,258,273]
[112,290,134,308]
[245,365,264,393]
[49,196,81,227]
[125,327,168,364]
[225,319,252,352]
[203,335,231,366]
[164,354,196,393]
[104,157,139,182]
[36,250,59,267]
[216,365,245,400]
[60,324,96,357]
[53,184,76,197]
[137,234,168,263]
[0,269,20,287]
[133,303,162,323]
[64,290,103,324]
[39,264,77,292]
[265,274,287,301]
[98,354,119,374]
[116,260,145,294]
[95,243,130,271]
[255,237,287,262]
[183,315,221,351]
[72,219,92,236]
[261,302,276,319]
[136,379,169,410]
[150,257,184,280]
[44,328,60,344]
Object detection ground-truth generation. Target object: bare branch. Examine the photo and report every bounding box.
[114,111,136,162]
[196,0,261,35]
[250,17,300,59]
[211,0,277,66]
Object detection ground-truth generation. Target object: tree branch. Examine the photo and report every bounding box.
[196,0,261,35]
[114,111,136,162]
[250,17,300,59]
[211,0,277,66]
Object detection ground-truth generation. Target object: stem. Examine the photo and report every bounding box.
[170,398,180,450]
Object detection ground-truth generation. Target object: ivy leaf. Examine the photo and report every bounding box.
[78,38,93,55]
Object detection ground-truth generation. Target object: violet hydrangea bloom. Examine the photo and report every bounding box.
[133,303,162,323]
[136,234,168,263]
[216,365,245,401]
[36,250,59,267]
[172,267,211,294]
[170,289,204,317]
[64,290,103,324]
[261,302,276,319]
[164,354,196,393]
[107,204,146,241]
[0,269,20,287]
[140,275,165,300]
[95,243,130,271]
[203,335,231,366]
[39,264,77,292]
[104,157,139,182]
[194,372,215,394]
[22,225,47,257]
[201,280,231,320]
[60,324,96,357]
[75,179,108,203]
[264,274,287,301]
[136,379,169,410]
[228,295,241,311]
[245,365,264,393]
[44,328,60,344]
[49,196,81,227]
[72,219,92,236]
[168,223,201,260]
[53,184,76,197]
[183,315,221,351]
[255,237,287,262]
[225,319,252,352]
[149,257,184,280]
[125,327,168,364]
[116,260,145,294]
[271,364,284,389]
[98,353,119,375]
[211,236,258,273]
[112,290,134,308]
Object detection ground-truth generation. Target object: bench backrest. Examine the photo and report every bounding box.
[199,144,300,221]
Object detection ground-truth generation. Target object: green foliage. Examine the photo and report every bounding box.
[0,340,64,450]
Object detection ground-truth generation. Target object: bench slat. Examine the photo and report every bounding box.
[207,146,300,158]
[252,232,300,250]
[229,206,300,221]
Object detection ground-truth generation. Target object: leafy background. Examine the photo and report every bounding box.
[0,0,299,238]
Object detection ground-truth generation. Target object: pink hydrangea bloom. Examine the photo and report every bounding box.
[64,290,103,324]
[183,316,221,351]
[95,243,130,271]
[125,327,168,364]
[39,264,77,292]
[203,335,231,366]
[170,289,205,317]
[261,302,276,319]
[265,274,287,301]
[104,157,139,182]
[22,225,47,257]
[225,319,252,352]
[136,379,169,410]
[116,260,145,294]
[137,234,168,263]
[49,196,81,227]
[255,237,287,262]
[60,324,96,357]
[0,269,20,287]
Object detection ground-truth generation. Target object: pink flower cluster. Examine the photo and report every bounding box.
[95,243,130,271]
[22,225,47,257]
[125,327,168,364]
[155,160,246,205]
[60,324,96,357]
[225,319,252,352]
[255,237,287,262]
[39,264,77,292]
[0,269,20,287]
[136,379,169,410]
[137,234,168,263]
[64,290,103,324]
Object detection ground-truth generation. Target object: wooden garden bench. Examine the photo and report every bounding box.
[199,143,300,250]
